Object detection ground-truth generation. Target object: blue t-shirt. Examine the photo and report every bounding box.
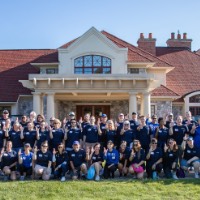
[172,125,188,145]
[104,149,119,165]
[149,122,159,137]
[156,127,169,148]
[194,126,200,149]
[105,130,116,144]
[24,130,37,148]
[136,125,150,148]
[146,147,163,165]
[20,152,33,168]
[51,128,64,149]
[65,128,81,148]
[83,124,99,143]
[129,120,139,132]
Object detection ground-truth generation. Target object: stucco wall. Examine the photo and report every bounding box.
[18,96,33,115]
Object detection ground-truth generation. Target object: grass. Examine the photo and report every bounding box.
[0,179,200,200]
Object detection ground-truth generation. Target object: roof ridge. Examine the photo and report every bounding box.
[160,84,180,96]
[101,30,172,67]
[0,49,56,51]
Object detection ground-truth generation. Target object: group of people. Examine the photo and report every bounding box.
[0,109,200,182]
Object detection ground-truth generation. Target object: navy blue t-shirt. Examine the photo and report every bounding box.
[119,147,131,164]
[20,152,33,168]
[91,152,104,164]
[65,128,81,148]
[105,130,116,144]
[98,122,106,143]
[0,130,5,148]
[131,148,146,164]
[54,151,68,167]
[183,145,200,161]
[69,149,86,167]
[146,147,163,165]
[129,120,139,132]
[172,125,188,145]
[104,148,119,165]
[156,127,169,148]
[121,129,135,146]
[1,150,18,167]
[8,130,24,148]
[23,130,37,148]
[136,125,150,148]
[36,150,52,167]
[37,130,50,149]
[51,128,64,149]
[83,124,99,143]
[163,149,178,165]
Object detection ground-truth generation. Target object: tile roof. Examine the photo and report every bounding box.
[158,49,200,96]
[0,49,55,102]
[101,31,172,67]
[151,85,179,97]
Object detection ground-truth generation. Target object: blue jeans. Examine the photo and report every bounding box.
[54,163,68,177]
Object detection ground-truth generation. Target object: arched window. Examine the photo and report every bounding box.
[189,94,200,103]
[74,55,111,74]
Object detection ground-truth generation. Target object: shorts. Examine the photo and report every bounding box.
[180,159,200,168]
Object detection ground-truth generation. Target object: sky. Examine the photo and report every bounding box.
[0,0,200,51]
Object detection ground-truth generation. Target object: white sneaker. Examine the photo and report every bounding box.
[61,176,66,182]
[95,175,100,181]
[172,174,178,180]
[20,176,25,181]
[194,173,199,178]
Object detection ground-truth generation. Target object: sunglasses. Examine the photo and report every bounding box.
[58,146,63,148]
[71,122,76,124]
[151,142,157,144]
[168,142,174,144]
[124,124,129,125]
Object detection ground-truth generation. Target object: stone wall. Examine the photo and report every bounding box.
[172,104,184,118]
[151,100,172,118]
[18,96,33,115]
[57,101,76,120]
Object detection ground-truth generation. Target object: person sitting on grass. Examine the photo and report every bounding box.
[88,143,104,181]
[18,143,33,181]
[69,141,88,180]
[103,140,119,179]
[118,141,130,177]
[146,138,163,179]
[52,143,68,182]
[0,141,18,181]
[129,140,145,179]
[33,141,52,180]
[181,136,200,178]
[163,139,179,179]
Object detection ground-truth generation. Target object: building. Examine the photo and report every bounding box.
[0,27,200,120]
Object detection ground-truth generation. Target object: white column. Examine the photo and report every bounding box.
[46,92,55,121]
[129,92,137,117]
[140,96,144,115]
[143,92,151,117]
[32,92,41,115]
[184,96,189,113]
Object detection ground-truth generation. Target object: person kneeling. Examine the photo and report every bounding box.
[129,140,145,179]
[33,142,52,180]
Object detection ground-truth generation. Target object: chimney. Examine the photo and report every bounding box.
[137,33,156,55]
[166,32,192,50]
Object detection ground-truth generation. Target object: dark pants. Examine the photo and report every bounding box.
[18,164,32,176]
[103,164,117,179]
[146,163,163,178]
[163,162,178,178]
[54,163,68,178]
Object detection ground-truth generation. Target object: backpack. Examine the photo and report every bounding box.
[87,166,95,180]
[176,167,185,178]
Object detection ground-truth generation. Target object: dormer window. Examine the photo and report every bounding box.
[74,55,111,74]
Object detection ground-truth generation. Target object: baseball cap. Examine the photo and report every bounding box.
[101,114,107,118]
[73,141,80,145]
[152,114,157,119]
[119,113,124,116]
[69,112,75,116]
[187,137,193,141]
[3,110,9,114]
[24,143,31,147]
[168,112,173,116]
[107,140,114,144]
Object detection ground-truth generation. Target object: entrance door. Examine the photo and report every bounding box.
[76,105,110,120]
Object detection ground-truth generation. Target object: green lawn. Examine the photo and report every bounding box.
[0,179,200,200]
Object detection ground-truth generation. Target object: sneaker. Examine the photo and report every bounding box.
[194,173,199,179]
[152,172,158,180]
[20,176,25,181]
[95,175,100,181]
[81,175,86,180]
[0,170,4,176]
[172,174,178,180]
[60,176,66,182]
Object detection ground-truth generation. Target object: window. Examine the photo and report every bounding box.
[46,68,58,74]
[189,94,200,103]
[128,68,139,74]
[151,105,156,115]
[74,55,111,74]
